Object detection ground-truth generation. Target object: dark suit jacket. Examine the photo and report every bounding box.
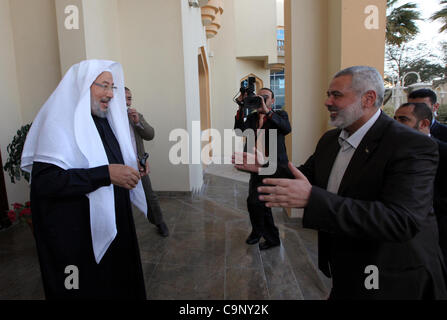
[131,113,154,158]
[431,120,447,143]
[433,137,447,262]
[297,111,447,299]
[234,109,291,165]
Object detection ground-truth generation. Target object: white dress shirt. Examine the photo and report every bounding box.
[326,108,382,194]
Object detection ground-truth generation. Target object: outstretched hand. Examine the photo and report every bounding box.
[258,162,312,208]
[232,148,266,173]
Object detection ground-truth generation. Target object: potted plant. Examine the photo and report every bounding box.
[3,124,32,183]
[3,123,32,232]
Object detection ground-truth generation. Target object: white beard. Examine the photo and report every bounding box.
[329,99,364,129]
[91,98,108,118]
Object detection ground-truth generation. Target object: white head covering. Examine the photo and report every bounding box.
[21,60,147,263]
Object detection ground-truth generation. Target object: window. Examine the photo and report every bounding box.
[270,70,285,110]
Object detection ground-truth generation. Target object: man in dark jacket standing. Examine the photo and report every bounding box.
[125,87,169,237]
[236,66,447,299]
[234,87,291,250]
[394,102,447,264]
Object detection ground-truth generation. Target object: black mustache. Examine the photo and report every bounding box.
[327,106,339,112]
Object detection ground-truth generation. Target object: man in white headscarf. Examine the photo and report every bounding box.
[22,60,148,299]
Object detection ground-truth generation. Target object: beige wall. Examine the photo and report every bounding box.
[9,0,61,124]
[328,0,343,80]
[340,0,386,73]
[276,0,284,26]
[234,0,277,65]
[208,0,274,160]
[82,0,121,62]
[118,0,199,192]
[0,0,29,205]
[208,0,238,161]
[286,0,329,166]
[181,0,208,191]
[55,0,87,75]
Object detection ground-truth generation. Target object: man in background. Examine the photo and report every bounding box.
[234,87,291,250]
[408,88,447,142]
[394,102,447,263]
[125,87,169,237]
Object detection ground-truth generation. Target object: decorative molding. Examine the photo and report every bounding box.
[201,0,219,26]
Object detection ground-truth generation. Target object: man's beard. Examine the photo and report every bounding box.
[328,99,364,129]
[91,98,109,118]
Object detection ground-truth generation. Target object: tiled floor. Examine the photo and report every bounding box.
[0,173,331,300]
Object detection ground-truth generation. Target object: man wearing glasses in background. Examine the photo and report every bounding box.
[125,87,169,237]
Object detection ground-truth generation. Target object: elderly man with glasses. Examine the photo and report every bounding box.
[22,60,148,299]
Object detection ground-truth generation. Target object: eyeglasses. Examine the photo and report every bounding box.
[93,82,118,92]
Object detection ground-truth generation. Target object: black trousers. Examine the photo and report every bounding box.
[247,173,280,244]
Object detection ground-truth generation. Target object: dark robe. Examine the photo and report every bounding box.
[30,115,146,299]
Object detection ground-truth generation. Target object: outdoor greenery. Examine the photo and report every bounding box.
[385,0,446,105]
[385,43,446,85]
[382,104,396,119]
[3,123,31,184]
[386,0,421,46]
[431,0,447,33]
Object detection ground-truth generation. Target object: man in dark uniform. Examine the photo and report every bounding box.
[22,60,148,299]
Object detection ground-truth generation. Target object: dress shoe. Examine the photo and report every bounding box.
[156,222,169,237]
[259,241,280,250]
[246,235,261,245]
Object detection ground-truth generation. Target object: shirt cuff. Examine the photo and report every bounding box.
[91,165,112,188]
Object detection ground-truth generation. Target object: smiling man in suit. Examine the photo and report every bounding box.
[235,66,447,299]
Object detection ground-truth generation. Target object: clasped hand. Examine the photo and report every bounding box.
[109,164,141,190]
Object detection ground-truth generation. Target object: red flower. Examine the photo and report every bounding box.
[8,210,16,223]
[19,208,31,217]
[25,201,31,207]
[13,203,23,210]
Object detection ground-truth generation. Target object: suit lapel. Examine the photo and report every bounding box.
[337,112,390,194]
